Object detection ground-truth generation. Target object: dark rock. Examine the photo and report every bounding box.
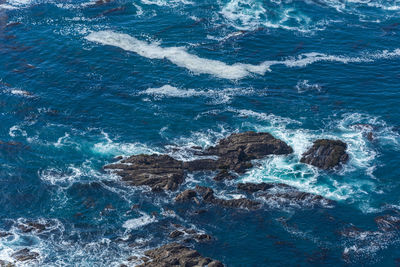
[12,248,39,262]
[237,182,275,193]
[195,186,215,202]
[104,132,292,192]
[175,190,197,202]
[300,139,349,169]
[375,215,400,232]
[213,198,261,209]
[169,230,184,238]
[0,231,11,238]
[207,131,293,159]
[127,256,138,261]
[105,154,184,191]
[193,234,212,242]
[18,222,47,233]
[185,131,292,174]
[183,159,218,172]
[138,243,223,267]
[195,185,261,209]
[0,260,14,267]
[261,186,333,207]
[213,169,236,181]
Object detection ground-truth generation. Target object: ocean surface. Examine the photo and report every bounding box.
[1,0,400,266]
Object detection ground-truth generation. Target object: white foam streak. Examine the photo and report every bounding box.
[86,31,400,80]
[123,212,156,230]
[141,85,254,104]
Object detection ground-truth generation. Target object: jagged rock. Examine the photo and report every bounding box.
[237,182,332,207]
[375,215,400,232]
[183,159,218,172]
[207,131,293,158]
[0,231,11,238]
[300,139,349,169]
[11,248,39,262]
[138,243,223,267]
[187,131,293,174]
[105,132,292,191]
[193,234,212,242]
[213,169,236,181]
[0,260,14,267]
[169,230,184,238]
[175,190,197,202]
[195,185,260,209]
[237,182,275,193]
[18,222,47,233]
[105,154,184,191]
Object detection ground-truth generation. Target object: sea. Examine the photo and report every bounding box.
[0,0,400,266]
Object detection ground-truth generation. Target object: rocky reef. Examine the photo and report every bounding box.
[300,139,349,169]
[137,243,223,267]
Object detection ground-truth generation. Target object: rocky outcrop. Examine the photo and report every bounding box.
[175,185,261,209]
[238,182,332,207]
[105,154,184,191]
[105,132,293,191]
[375,215,400,232]
[175,189,197,202]
[0,260,14,267]
[11,248,39,262]
[138,243,224,267]
[237,182,275,193]
[184,132,293,174]
[18,222,47,233]
[213,169,236,181]
[300,139,349,169]
[0,231,11,238]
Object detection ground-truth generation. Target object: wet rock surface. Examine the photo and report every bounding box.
[175,189,197,202]
[237,182,275,193]
[105,154,185,191]
[0,260,14,267]
[175,185,261,209]
[238,182,332,207]
[300,139,349,169]
[137,242,224,267]
[18,222,47,233]
[374,215,400,232]
[11,248,39,262]
[0,231,11,238]
[105,132,293,191]
[189,131,293,173]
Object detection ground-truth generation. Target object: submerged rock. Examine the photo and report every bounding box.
[138,243,223,267]
[105,154,184,191]
[11,248,39,262]
[238,182,332,207]
[374,215,400,232]
[300,139,349,169]
[175,186,260,209]
[195,185,261,209]
[0,231,11,238]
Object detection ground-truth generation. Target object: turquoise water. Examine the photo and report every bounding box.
[0,0,400,265]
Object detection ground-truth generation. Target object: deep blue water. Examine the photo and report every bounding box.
[1,0,400,266]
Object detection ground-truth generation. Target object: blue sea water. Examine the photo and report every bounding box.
[0,0,400,265]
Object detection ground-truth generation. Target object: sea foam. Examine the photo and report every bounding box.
[86,31,400,80]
